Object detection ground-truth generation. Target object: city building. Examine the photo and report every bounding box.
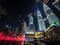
[37,10,46,31]
[25,14,35,42]
[42,0,60,19]
[43,4,59,25]
[29,14,35,32]
[21,20,27,34]
[26,13,35,34]
[29,13,34,25]
[52,0,60,11]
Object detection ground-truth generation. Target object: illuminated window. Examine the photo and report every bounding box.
[37,10,41,16]
[38,21,46,31]
[48,15,59,24]
[38,16,42,20]
[46,10,52,15]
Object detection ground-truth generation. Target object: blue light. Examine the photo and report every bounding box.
[26,38,34,42]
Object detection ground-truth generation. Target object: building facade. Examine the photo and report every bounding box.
[25,13,35,34]
[52,0,60,11]
[37,10,46,31]
[43,4,59,25]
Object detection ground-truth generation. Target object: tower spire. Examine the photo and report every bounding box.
[43,4,59,24]
[37,10,46,31]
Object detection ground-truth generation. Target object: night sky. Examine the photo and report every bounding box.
[0,0,60,30]
[0,0,37,28]
[4,0,35,15]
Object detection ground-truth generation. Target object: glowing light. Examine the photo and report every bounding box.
[21,41,24,45]
[26,38,34,42]
[0,32,25,41]
[5,25,9,27]
[50,21,60,27]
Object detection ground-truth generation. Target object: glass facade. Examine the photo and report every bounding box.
[46,10,52,15]
[52,0,60,11]
[29,15,33,25]
[37,10,46,31]
[29,14,35,32]
[43,4,59,25]
[25,24,35,34]
[38,21,46,31]
[29,24,35,31]
[25,14,35,34]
